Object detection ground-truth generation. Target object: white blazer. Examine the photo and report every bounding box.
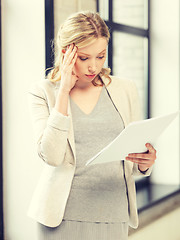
[27,74,152,228]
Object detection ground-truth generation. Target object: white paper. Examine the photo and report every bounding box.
[86,111,179,166]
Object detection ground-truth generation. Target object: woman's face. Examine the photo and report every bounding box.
[74,37,108,83]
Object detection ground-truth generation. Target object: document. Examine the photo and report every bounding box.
[86,111,179,166]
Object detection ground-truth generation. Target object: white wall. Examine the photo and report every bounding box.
[2,0,45,239]
[150,0,180,185]
[2,1,97,239]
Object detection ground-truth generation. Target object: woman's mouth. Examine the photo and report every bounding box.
[85,74,96,79]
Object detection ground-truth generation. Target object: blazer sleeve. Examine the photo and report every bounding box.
[27,81,70,167]
[129,80,153,176]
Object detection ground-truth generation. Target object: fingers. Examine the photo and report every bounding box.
[125,143,157,168]
[125,156,153,165]
[71,52,78,66]
[126,153,150,160]
[125,156,155,169]
[145,143,156,154]
[62,44,72,63]
[63,44,77,66]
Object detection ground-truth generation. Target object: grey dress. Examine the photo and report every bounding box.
[37,85,129,240]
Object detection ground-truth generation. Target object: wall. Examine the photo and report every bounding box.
[2,0,45,239]
[2,1,97,239]
[150,0,180,185]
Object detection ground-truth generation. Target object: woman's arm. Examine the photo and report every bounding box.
[54,44,78,116]
[28,44,78,167]
[28,85,71,167]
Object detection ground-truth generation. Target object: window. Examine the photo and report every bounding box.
[97,0,150,118]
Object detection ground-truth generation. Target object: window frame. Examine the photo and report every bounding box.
[45,0,54,71]
[97,0,151,119]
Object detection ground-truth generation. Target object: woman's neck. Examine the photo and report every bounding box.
[74,81,93,90]
[74,76,103,90]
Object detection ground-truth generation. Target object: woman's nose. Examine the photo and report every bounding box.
[88,60,96,73]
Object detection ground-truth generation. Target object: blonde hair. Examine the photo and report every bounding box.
[47,11,111,86]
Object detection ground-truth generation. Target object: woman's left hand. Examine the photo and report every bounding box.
[125,143,157,172]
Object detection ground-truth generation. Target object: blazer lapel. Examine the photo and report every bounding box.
[101,75,135,172]
[67,99,76,163]
[100,74,128,127]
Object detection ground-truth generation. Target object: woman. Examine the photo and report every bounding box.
[27,11,156,240]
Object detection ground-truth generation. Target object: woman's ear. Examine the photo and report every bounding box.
[62,45,70,54]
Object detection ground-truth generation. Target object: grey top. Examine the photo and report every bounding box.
[63,85,129,223]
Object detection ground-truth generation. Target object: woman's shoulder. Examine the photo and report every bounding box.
[106,75,137,92]
[28,78,57,97]
[103,75,139,102]
[109,75,133,84]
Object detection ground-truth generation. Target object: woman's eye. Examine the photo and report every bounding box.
[79,57,88,61]
[79,56,105,61]
[98,56,105,59]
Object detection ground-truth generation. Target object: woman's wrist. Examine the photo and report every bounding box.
[138,165,149,174]
[58,86,70,95]
[55,87,70,116]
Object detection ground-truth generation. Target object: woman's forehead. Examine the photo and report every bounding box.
[77,38,108,55]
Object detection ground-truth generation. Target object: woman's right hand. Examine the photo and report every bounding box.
[59,44,78,94]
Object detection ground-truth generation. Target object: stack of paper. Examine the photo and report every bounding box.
[86,111,179,166]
